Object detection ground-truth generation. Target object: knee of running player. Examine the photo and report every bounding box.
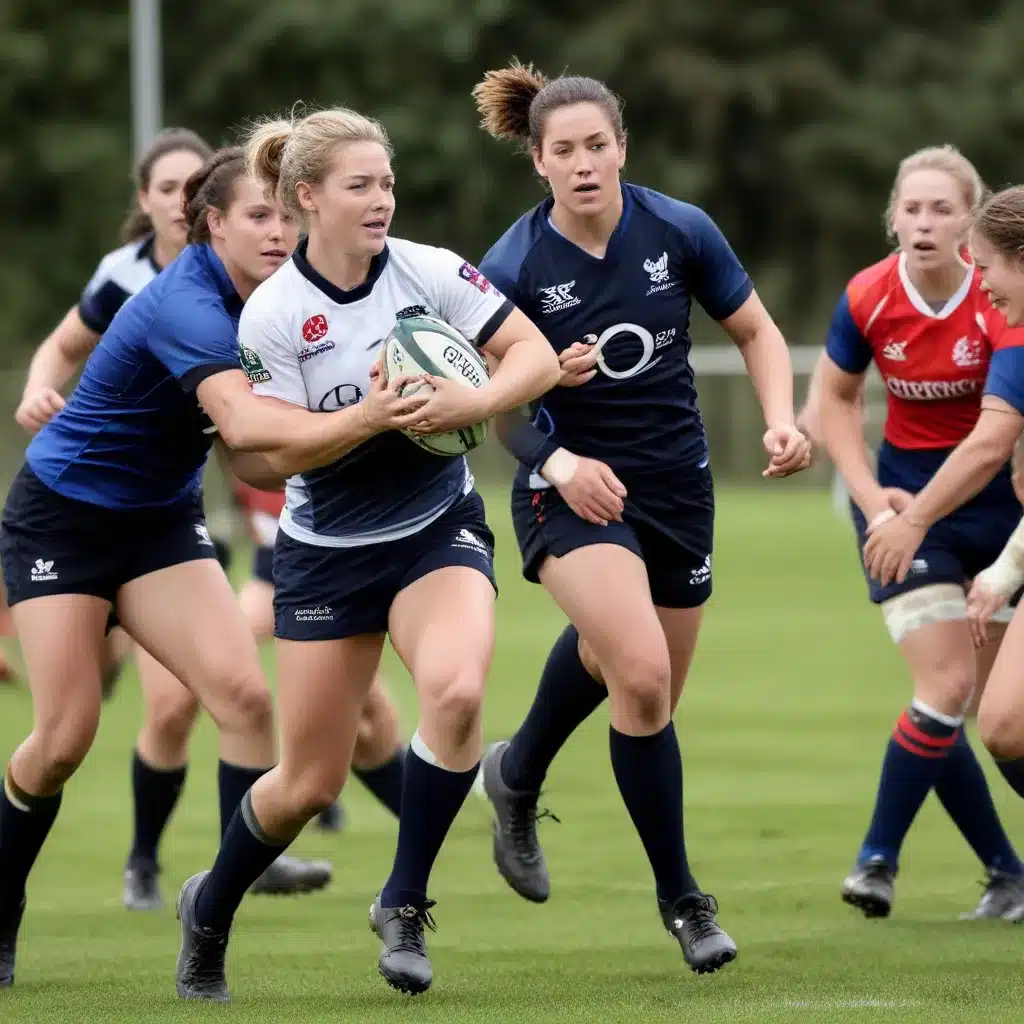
[202,664,275,745]
[142,683,200,756]
[602,642,672,733]
[26,701,102,793]
[353,675,402,769]
[275,758,349,821]
[978,690,1024,760]
[885,586,977,716]
[417,664,486,764]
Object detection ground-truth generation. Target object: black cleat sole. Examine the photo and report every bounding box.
[842,889,892,919]
[689,946,737,975]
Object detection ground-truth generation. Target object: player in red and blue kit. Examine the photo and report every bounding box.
[471,62,810,974]
[817,147,1024,922]
[866,183,1024,821]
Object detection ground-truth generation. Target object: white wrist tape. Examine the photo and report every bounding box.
[540,448,579,488]
[978,522,1024,597]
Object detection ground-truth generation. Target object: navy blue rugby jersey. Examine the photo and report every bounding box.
[26,244,243,509]
[480,183,753,476]
[77,235,162,334]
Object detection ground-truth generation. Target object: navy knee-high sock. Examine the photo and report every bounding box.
[934,730,1023,875]
[217,760,269,839]
[501,625,607,793]
[352,746,405,818]
[996,758,1024,802]
[130,750,187,863]
[0,766,62,921]
[380,736,478,909]
[609,723,699,905]
[859,701,959,868]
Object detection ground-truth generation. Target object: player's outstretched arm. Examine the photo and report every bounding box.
[197,369,431,477]
[719,291,810,477]
[15,306,101,433]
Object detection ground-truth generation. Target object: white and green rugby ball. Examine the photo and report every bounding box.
[382,314,490,456]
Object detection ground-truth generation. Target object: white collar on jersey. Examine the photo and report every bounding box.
[897,250,973,320]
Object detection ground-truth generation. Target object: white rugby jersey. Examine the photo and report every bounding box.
[78,235,161,334]
[239,235,512,547]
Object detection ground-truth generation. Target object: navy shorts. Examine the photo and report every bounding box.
[273,490,496,641]
[511,463,714,609]
[0,463,218,609]
[852,442,1024,604]
[252,545,274,585]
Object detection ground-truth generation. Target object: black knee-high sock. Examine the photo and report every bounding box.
[0,766,63,919]
[609,723,698,905]
[380,739,478,909]
[352,746,405,818]
[501,625,607,793]
[996,758,1024,801]
[130,750,187,863]
[934,731,1023,875]
[218,761,269,839]
[194,791,291,934]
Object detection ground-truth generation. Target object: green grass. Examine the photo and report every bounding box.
[2,485,1023,1022]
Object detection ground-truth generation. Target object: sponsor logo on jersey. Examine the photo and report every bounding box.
[538,281,581,315]
[30,558,57,582]
[884,376,981,400]
[317,384,363,412]
[240,345,272,384]
[298,340,336,363]
[881,340,908,361]
[643,252,674,295]
[301,314,329,344]
[458,261,495,295]
[397,304,429,320]
[451,528,491,557]
[951,336,983,368]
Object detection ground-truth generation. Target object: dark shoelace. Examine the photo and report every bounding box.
[392,902,437,955]
[507,800,560,863]
[187,928,229,988]
[680,895,721,941]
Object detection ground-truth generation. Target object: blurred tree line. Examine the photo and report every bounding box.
[2,0,1024,364]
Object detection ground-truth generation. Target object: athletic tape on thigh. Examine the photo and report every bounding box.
[881,583,966,644]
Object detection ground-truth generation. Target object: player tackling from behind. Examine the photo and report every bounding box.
[471,61,810,975]
[816,147,1024,921]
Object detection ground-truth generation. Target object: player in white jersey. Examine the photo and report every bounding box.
[173,106,561,1003]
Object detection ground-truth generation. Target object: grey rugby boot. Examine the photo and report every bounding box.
[175,872,230,1003]
[249,853,333,895]
[123,854,163,911]
[841,855,895,918]
[481,740,557,903]
[960,868,1024,921]
[0,899,25,988]
[369,892,436,995]
[659,893,738,974]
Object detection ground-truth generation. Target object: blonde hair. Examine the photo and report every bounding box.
[885,144,986,238]
[973,186,1024,262]
[245,106,392,220]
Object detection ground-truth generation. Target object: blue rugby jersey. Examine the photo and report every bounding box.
[480,183,752,478]
[26,244,243,509]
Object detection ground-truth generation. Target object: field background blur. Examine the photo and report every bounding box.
[2,4,1024,1021]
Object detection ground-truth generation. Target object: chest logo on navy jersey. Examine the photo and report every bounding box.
[538,281,581,315]
[952,337,983,369]
[644,252,675,296]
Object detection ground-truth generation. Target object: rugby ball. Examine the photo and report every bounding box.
[382,314,490,456]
